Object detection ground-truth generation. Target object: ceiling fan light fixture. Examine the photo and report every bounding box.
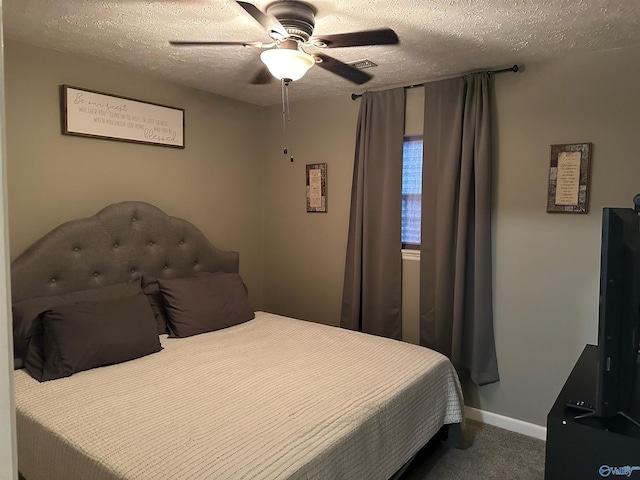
[260,48,315,81]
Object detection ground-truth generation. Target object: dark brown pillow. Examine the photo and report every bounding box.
[26,293,162,382]
[141,276,170,335]
[13,278,141,369]
[158,272,255,338]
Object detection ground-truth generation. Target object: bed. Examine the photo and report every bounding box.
[11,201,464,480]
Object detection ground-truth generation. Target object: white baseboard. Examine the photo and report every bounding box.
[464,406,547,441]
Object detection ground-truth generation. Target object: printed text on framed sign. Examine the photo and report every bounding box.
[547,143,591,213]
[306,163,327,213]
[61,85,185,148]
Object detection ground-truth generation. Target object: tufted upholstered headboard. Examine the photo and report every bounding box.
[11,201,239,303]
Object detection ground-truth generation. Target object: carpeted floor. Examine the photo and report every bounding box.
[401,419,546,480]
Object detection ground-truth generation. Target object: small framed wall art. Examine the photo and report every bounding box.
[306,163,327,213]
[547,143,591,213]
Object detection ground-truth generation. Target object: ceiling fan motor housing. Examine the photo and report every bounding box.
[266,1,316,42]
[170,1,398,85]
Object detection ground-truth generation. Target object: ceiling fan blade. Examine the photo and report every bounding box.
[169,40,264,47]
[315,54,372,85]
[311,28,399,48]
[236,1,288,39]
[249,66,274,85]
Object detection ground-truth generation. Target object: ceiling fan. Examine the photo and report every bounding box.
[169,1,399,85]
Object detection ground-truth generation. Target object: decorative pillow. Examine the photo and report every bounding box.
[12,277,141,369]
[141,276,170,335]
[158,272,255,338]
[25,292,162,382]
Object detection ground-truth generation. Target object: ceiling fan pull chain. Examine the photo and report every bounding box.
[281,79,294,162]
[285,79,291,122]
[281,79,287,154]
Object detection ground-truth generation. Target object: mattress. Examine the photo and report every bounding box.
[15,312,464,480]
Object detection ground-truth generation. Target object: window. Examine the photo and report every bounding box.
[401,134,423,249]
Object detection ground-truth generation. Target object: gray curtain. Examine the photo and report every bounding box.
[341,88,405,339]
[420,73,499,385]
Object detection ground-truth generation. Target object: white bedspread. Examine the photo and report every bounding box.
[15,312,464,480]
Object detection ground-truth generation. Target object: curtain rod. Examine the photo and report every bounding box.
[350,64,519,100]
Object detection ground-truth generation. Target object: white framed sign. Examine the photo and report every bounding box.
[61,85,185,148]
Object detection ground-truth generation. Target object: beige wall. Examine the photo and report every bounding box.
[262,45,640,426]
[0,8,19,476]
[261,95,359,323]
[259,87,425,331]
[480,46,640,425]
[4,41,265,309]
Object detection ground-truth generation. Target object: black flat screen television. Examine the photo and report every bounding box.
[595,206,640,423]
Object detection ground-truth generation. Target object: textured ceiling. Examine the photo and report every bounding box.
[4,0,640,106]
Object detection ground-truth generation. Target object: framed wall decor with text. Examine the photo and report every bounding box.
[306,163,327,213]
[61,85,185,148]
[547,143,591,213]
